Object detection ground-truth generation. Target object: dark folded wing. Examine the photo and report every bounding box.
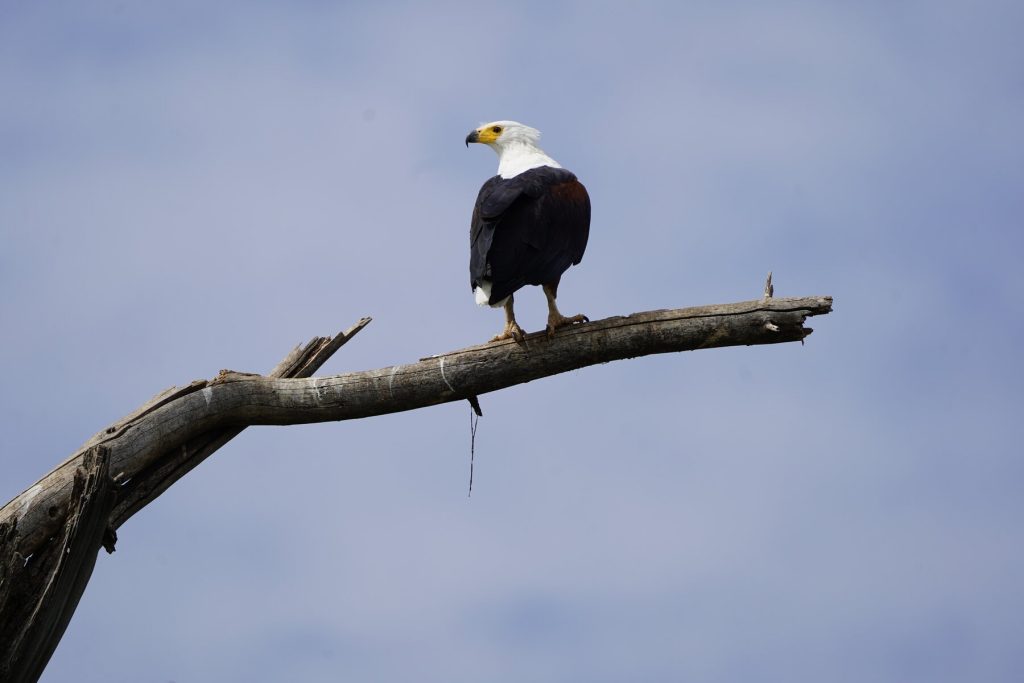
[469,167,590,304]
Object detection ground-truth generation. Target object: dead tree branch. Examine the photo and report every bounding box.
[0,317,370,682]
[0,295,831,682]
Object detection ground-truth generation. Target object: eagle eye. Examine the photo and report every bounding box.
[491,126,502,134]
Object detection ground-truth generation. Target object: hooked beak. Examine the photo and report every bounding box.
[465,130,479,147]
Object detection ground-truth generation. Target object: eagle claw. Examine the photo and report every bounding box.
[546,313,589,337]
[490,321,526,343]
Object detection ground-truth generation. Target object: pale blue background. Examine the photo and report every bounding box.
[2,1,1022,681]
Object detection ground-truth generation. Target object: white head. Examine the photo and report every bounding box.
[465,120,561,178]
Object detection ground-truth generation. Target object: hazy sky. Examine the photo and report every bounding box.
[2,1,1022,681]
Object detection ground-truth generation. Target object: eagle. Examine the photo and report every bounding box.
[465,121,591,342]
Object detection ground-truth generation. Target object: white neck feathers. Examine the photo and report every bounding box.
[496,142,561,179]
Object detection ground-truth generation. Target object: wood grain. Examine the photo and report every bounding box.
[0,296,831,683]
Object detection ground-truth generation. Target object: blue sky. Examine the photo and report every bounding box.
[2,1,1022,681]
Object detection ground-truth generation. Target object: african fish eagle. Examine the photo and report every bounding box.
[465,121,591,342]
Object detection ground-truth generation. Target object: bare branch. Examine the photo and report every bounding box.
[108,316,372,529]
[0,317,370,683]
[0,296,831,682]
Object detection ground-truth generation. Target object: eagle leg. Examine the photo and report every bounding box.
[543,283,588,337]
[489,295,526,343]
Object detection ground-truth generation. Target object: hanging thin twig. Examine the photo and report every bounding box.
[468,407,480,497]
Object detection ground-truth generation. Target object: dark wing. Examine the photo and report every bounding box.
[469,167,590,304]
[469,175,506,290]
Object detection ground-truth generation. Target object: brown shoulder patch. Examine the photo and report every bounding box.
[550,178,589,205]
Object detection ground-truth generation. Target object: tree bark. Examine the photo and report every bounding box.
[0,317,370,682]
[0,294,831,682]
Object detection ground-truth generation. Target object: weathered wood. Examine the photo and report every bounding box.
[0,296,831,682]
[3,296,829,556]
[0,446,116,683]
[108,316,372,529]
[0,318,370,682]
